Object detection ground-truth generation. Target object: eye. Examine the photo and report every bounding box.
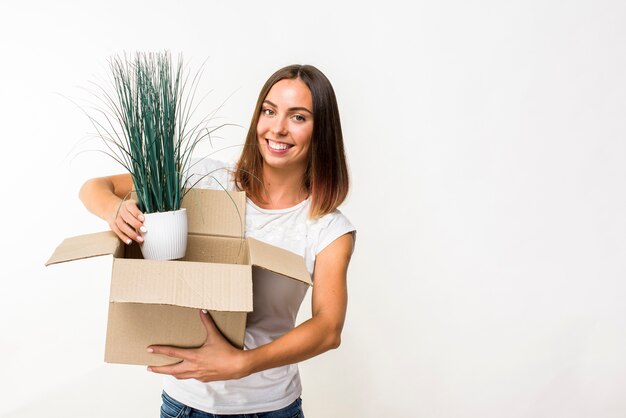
[261,108,275,117]
[292,114,306,122]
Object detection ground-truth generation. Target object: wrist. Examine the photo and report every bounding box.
[238,348,257,378]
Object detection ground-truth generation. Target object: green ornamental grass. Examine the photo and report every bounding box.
[88,51,225,213]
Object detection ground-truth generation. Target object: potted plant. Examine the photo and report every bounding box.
[85,51,223,260]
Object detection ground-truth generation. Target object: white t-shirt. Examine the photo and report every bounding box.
[162,158,356,414]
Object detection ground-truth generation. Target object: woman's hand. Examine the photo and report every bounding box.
[107,198,145,245]
[147,310,249,382]
[79,173,143,245]
[147,233,353,382]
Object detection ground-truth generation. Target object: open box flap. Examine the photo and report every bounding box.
[247,238,312,286]
[46,231,123,266]
[182,189,247,238]
[110,258,253,312]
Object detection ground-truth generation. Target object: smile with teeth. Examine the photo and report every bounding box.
[266,139,294,151]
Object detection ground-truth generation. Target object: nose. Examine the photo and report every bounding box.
[271,117,288,136]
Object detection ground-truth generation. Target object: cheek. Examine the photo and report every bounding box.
[291,123,312,142]
[256,119,269,137]
[299,128,313,149]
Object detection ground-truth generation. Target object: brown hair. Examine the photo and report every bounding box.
[234,64,349,219]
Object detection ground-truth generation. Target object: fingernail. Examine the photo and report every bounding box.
[202,309,208,314]
[147,367,153,372]
[147,347,154,353]
[137,236,144,243]
[139,215,145,221]
[126,239,132,245]
[140,226,147,233]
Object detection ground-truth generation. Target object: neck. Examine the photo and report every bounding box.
[258,163,308,209]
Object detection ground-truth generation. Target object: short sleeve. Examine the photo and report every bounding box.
[185,157,236,191]
[315,210,357,256]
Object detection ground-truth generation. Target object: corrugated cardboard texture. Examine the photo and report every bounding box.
[183,235,248,265]
[47,188,311,366]
[182,189,246,238]
[45,231,123,266]
[105,303,247,366]
[110,259,253,312]
[248,238,312,285]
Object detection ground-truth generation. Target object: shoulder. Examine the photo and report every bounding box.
[310,209,356,256]
[185,157,236,191]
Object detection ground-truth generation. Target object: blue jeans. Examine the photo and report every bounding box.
[160,391,305,418]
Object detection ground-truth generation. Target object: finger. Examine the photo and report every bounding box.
[126,200,145,222]
[199,309,220,341]
[116,217,144,243]
[121,201,145,230]
[147,360,188,377]
[147,345,191,360]
[111,224,133,245]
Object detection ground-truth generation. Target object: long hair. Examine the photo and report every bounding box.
[234,64,349,219]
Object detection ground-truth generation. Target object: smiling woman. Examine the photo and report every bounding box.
[255,78,314,202]
[236,65,350,218]
[257,79,314,171]
[79,64,356,417]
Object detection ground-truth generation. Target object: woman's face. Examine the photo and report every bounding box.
[257,78,314,174]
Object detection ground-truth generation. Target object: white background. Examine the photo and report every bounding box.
[1,1,625,417]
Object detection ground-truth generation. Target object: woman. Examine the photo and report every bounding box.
[80,64,355,417]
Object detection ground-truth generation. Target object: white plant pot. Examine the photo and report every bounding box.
[139,208,188,260]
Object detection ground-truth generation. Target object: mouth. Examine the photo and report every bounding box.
[265,139,294,153]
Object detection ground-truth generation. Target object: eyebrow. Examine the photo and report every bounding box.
[263,100,313,115]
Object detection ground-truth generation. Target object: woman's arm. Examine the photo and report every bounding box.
[79,173,145,244]
[147,232,355,381]
[245,231,353,371]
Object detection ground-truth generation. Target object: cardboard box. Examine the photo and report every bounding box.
[46,189,311,366]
